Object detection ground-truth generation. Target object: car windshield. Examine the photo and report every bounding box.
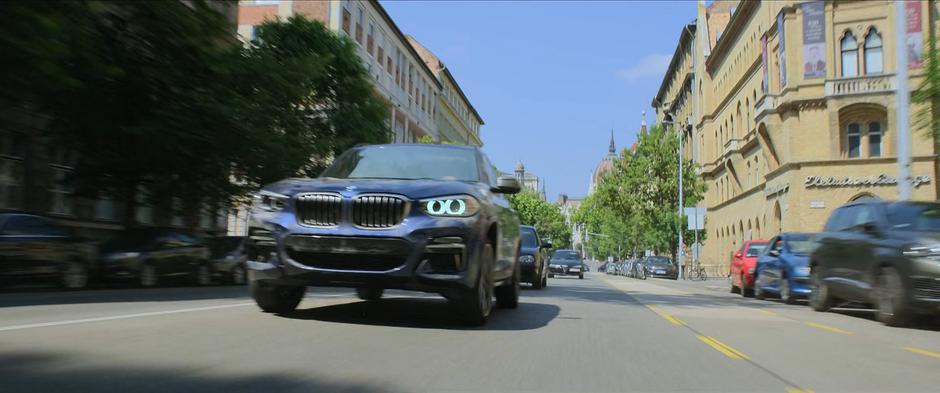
[888,203,940,232]
[746,243,768,256]
[320,145,480,182]
[520,229,538,247]
[786,234,814,255]
[552,250,579,260]
[647,257,671,266]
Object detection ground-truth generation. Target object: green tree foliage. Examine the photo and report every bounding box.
[575,125,706,261]
[508,190,571,248]
[0,2,389,226]
[913,19,939,196]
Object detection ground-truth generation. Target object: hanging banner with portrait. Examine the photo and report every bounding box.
[906,0,924,70]
[761,35,769,93]
[801,0,825,79]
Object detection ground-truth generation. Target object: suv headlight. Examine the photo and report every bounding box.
[252,190,289,212]
[420,195,480,217]
[518,255,535,263]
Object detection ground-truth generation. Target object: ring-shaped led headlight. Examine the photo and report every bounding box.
[420,195,480,217]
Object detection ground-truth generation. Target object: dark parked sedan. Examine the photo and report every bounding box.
[645,256,678,279]
[208,236,247,285]
[0,214,95,290]
[98,229,211,287]
[549,249,584,279]
[246,144,522,326]
[810,200,940,326]
[519,225,551,289]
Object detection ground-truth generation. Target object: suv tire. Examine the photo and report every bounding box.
[532,268,545,289]
[459,243,495,326]
[356,287,384,301]
[252,281,305,313]
[809,268,833,312]
[875,266,912,327]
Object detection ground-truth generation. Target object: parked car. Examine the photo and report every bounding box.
[623,260,635,277]
[632,258,647,280]
[810,200,940,326]
[245,144,522,326]
[0,213,95,290]
[549,249,584,279]
[605,262,617,275]
[730,239,769,296]
[645,256,678,279]
[519,225,551,289]
[207,236,247,285]
[98,228,211,287]
[754,233,815,303]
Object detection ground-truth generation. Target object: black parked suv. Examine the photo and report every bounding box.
[549,249,584,279]
[246,144,522,325]
[810,200,940,326]
[0,214,95,290]
[519,225,551,289]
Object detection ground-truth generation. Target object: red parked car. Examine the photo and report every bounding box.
[730,239,769,296]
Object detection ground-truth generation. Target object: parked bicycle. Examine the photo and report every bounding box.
[688,265,708,281]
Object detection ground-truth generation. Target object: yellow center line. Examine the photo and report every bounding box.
[904,347,940,360]
[805,322,853,335]
[786,388,815,393]
[697,335,749,360]
[755,308,779,317]
[646,304,685,326]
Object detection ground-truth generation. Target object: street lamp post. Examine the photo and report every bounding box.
[663,115,683,280]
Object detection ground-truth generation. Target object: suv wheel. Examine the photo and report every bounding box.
[495,258,520,309]
[139,264,159,287]
[532,268,544,290]
[60,261,89,290]
[809,268,832,312]
[754,281,767,300]
[231,265,247,285]
[356,287,384,301]
[459,243,495,325]
[875,266,912,327]
[780,277,797,305]
[194,264,212,286]
[251,281,305,313]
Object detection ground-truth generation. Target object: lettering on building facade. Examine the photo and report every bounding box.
[804,174,932,189]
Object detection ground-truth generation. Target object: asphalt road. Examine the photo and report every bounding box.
[1,271,939,393]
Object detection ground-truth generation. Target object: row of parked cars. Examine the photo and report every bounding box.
[729,199,940,327]
[605,256,678,280]
[0,213,247,290]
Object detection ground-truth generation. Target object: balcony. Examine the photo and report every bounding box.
[825,74,896,98]
[754,94,777,119]
[723,138,743,156]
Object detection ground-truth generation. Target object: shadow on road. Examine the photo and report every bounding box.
[0,286,249,308]
[281,297,559,331]
[0,351,396,393]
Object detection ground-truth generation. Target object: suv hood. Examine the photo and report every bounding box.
[262,178,488,200]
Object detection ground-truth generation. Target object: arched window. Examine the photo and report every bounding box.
[868,122,882,157]
[841,32,858,77]
[847,123,861,158]
[746,161,751,188]
[864,29,883,75]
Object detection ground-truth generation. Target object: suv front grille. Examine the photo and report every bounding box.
[353,195,407,228]
[295,193,343,227]
[912,277,940,300]
[284,235,410,272]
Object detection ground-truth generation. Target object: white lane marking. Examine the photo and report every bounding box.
[0,303,253,332]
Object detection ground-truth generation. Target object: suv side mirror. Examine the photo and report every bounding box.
[540,241,553,249]
[492,176,521,194]
[860,222,881,236]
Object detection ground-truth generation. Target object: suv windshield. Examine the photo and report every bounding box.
[552,250,579,260]
[520,229,538,247]
[320,145,480,182]
[786,234,814,255]
[888,202,940,232]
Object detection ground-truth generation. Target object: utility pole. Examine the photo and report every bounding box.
[896,0,912,200]
[678,121,684,280]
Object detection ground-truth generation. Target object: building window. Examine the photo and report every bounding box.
[94,197,117,221]
[355,7,363,44]
[49,164,74,216]
[0,132,25,210]
[386,56,393,75]
[864,29,883,75]
[366,23,374,56]
[841,32,858,77]
[135,186,153,225]
[376,40,384,68]
[341,8,351,35]
[171,197,184,227]
[847,123,861,158]
[868,122,882,157]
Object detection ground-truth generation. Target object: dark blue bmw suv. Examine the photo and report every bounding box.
[246,144,522,325]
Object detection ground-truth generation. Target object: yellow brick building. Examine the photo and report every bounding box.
[654,0,939,274]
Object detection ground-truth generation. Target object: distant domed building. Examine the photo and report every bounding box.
[589,112,647,194]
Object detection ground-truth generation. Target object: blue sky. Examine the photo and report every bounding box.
[382,0,695,199]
